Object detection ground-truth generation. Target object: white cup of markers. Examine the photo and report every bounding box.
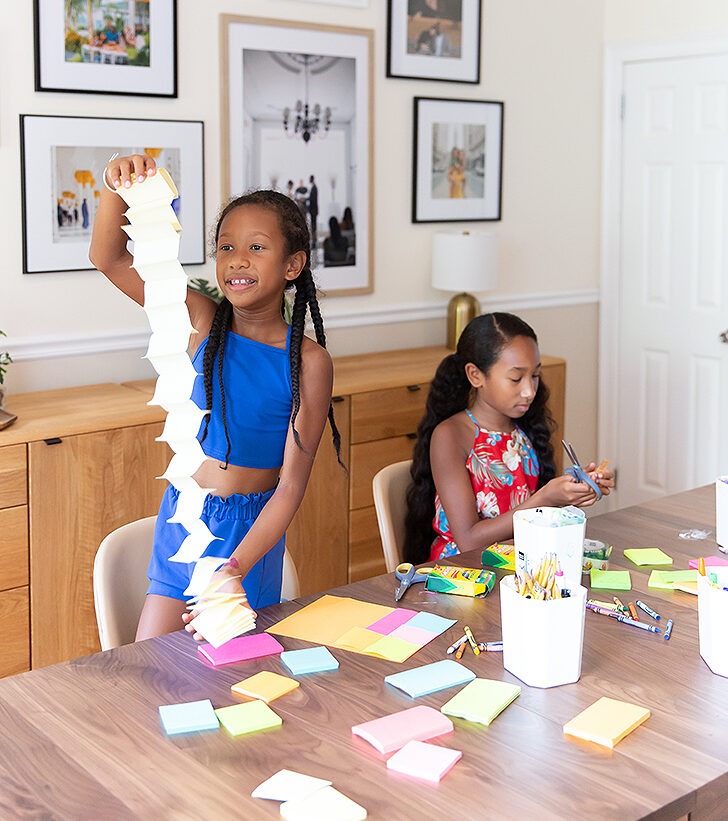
[585,597,673,641]
[697,560,728,678]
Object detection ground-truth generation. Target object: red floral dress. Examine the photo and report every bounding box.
[430,409,540,561]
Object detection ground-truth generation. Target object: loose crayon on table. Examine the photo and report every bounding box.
[446,634,468,655]
[698,557,706,576]
[455,640,467,660]
[664,619,674,641]
[464,626,480,655]
[617,614,661,634]
[613,596,627,612]
[635,600,661,621]
[628,602,639,621]
[588,599,621,611]
[586,604,621,619]
[477,641,504,652]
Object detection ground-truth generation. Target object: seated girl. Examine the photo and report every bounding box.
[404,313,613,563]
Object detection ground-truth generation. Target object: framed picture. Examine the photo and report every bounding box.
[291,1,368,6]
[221,15,374,296]
[34,0,177,97]
[412,96,503,223]
[387,0,481,83]
[20,114,204,274]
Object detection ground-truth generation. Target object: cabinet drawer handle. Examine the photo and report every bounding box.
[44,437,63,445]
[406,385,421,392]
[406,432,417,440]
[332,396,344,403]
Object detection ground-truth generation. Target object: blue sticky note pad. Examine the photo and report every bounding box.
[406,611,458,636]
[159,699,219,735]
[280,646,339,675]
[385,660,476,698]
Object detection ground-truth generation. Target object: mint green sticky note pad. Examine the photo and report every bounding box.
[623,548,673,566]
[590,569,631,590]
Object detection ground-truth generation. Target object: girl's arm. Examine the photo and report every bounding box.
[431,423,600,550]
[89,154,216,345]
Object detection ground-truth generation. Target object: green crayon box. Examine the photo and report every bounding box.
[425,565,496,598]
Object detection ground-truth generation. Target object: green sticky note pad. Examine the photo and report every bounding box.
[215,700,282,736]
[623,548,673,566]
[441,678,520,726]
[648,569,698,590]
[590,569,631,590]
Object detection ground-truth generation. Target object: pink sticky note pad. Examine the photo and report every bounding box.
[198,633,284,667]
[386,740,462,782]
[689,556,728,569]
[367,609,417,635]
[352,705,453,754]
[388,624,435,647]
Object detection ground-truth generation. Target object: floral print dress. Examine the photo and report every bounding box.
[430,409,540,561]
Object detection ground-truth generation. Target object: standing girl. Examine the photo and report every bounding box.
[404,313,613,564]
[90,154,340,640]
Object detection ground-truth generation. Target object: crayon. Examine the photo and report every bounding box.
[635,600,661,621]
[455,640,467,659]
[664,619,673,641]
[628,602,639,621]
[613,596,626,612]
[477,641,504,652]
[698,557,706,576]
[596,459,610,473]
[464,625,480,655]
[617,614,660,634]
[446,634,468,654]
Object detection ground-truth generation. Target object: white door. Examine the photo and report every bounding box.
[617,54,728,506]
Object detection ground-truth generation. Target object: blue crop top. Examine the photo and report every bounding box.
[190,327,293,469]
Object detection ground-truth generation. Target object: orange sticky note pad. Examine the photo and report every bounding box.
[231,671,300,704]
[563,696,650,748]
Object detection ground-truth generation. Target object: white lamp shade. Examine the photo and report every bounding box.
[431,231,498,293]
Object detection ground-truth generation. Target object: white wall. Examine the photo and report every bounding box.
[605,0,728,40]
[1,0,605,459]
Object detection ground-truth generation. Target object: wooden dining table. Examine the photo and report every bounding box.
[0,485,726,820]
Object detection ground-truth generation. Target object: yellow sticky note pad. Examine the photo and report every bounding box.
[215,700,282,736]
[366,635,419,663]
[624,548,673,566]
[563,696,650,748]
[231,671,299,704]
[590,569,631,590]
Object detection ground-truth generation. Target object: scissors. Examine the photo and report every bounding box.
[561,440,602,501]
[395,563,434,601]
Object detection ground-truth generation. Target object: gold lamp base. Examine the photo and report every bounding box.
[446,292,480,349]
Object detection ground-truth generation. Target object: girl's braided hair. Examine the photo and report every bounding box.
[403,312,556,564]
[199,190,341,468]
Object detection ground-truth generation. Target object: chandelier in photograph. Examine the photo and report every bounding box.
[282,54,332,143]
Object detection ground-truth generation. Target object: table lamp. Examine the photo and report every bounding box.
[432,231,498,349]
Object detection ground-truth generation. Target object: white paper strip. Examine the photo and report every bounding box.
[144,277,189,309]
[156,401,208,442]
[183,556,228,598]
[169,519,220,563]
[133,259,188,282]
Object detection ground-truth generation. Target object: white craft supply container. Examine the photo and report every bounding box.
[717,477,728,552]
[513,506,586,591]
[500,576,587,688]
[697,572,728,678]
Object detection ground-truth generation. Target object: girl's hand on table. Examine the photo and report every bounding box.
[181,565,255,642]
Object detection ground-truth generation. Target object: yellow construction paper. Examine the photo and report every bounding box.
[365,635,419,663]
[563,696,650,748]
[624,548,673,566]
[335,627,380,652]
[648,570,697,590]
[231,671,299,704]
[215,700,282,736]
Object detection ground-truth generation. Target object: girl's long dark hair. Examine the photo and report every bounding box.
[403,312,556,564]
[199,190,341,468]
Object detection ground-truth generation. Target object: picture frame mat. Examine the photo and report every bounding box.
[221,15,373,296]
[21,115,204,273]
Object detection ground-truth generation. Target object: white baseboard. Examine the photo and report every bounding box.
[7,288,599,362]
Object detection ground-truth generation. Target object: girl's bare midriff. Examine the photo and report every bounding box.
[193,458,280,498]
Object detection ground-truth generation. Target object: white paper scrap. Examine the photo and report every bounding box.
[280,787,367,821]
[252,770,332,803]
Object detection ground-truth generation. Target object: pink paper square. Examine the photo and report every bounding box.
[689,556,728,569]
[367,609,417,635]
[386,740,462,782]
[198,633,284,667]
[388,624,435,648]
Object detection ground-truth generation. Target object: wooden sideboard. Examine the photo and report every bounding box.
[0,346,565,675]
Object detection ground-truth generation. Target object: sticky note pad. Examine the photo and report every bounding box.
[367,609,417,635]
[198,633,284,667]
[648,570,698,590]
[440,678,521,726]
[386,740,462,782]
[563,696,650,748]
[405,611,457,636]
[352,705,453,754]
[280,646,339,675]
[251,769,332,802]
[158,699,219,735]
[365,635,419,663]
[689,556,728,570]
[384,660,475,699]
[231,671,299,703]
[280,786,367,821]
[590,569,631,590]
[215,700,282,736]
[624,548,673,566]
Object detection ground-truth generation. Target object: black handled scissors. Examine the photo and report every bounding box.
[561,440,602,501]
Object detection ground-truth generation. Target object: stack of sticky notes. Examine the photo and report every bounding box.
[689,556,728,570]
[563,696,650,748]
[648,569,698,592]
[215,700,282,736]
[590,569,631,590]
[384,660,475,698]
[198,632,284,667]
[231,671,299,703]
[352,705,452,754]
[188,572,257,648]
[158,699,219,735]
[440,678,521,726]
[624,548,673,566]
[386,740,462,783]
[252,770,367,820]
[280,646,339,675]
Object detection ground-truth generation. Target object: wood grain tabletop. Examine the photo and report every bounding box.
[0,485,725,821]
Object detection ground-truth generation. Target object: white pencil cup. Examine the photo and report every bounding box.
[698,573,728,678]
[717,477,728,552]
[500,576,587,688]
[513,507,586,592]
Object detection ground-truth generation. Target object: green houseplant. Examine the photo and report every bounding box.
[0,330,16,429]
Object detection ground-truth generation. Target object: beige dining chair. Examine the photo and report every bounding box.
[372,459,413,573]
[93,516,300,650]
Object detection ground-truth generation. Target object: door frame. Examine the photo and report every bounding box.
[599,34,728,509]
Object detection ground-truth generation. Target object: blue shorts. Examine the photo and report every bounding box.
[146,485,284,609]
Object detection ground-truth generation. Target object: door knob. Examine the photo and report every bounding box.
[721,329,728,344]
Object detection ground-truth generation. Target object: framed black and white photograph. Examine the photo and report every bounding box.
[387,0,481,83]
[34,0,177,97]
[412,97,503,223]
[222,15,374,296]
[20,114,204,274]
